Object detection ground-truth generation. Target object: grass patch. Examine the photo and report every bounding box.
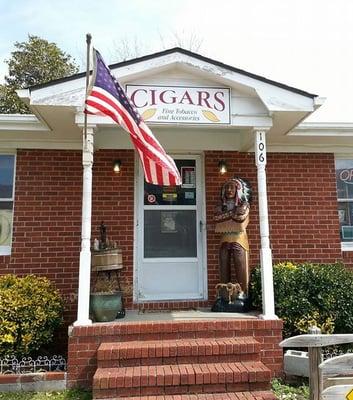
[0,384,309,400]
[272,378,309,400]
[0,390,91,400]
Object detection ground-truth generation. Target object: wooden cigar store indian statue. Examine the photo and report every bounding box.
[212,177,252,312]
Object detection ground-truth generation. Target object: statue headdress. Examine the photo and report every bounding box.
[221,177,252,206]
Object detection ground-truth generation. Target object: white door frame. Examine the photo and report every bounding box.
[133,153,207,302]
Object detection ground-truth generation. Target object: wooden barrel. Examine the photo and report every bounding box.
[91,248,123,272]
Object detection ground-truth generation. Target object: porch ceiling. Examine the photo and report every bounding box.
[1,109,352,153]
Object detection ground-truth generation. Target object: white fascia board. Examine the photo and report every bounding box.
[290,122,353,137]
[267,144,353,153]
[0,114,49,132]
[335,153,353,158]
[0,138,82,150]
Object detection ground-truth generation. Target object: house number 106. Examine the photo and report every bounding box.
[256,131,266,166]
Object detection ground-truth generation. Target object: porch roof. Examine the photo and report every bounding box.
[27,47,317,99]
[1,47,346,153]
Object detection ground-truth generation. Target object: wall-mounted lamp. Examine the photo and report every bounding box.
[113,159,122,174]
[218,160,228,175]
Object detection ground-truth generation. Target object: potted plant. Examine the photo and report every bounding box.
[90,273,123,322]
[90,222,125,322]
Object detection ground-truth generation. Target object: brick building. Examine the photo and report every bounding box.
[0,48,352,396]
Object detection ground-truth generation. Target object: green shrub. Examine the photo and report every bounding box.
[0,274,63,358]
[272,378,309,400]
[250,262,353,337]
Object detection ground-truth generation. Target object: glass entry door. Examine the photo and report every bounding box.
[136,155,206,301]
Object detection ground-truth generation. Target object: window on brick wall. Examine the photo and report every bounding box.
[0,154,15,255]
[336,159,353,246]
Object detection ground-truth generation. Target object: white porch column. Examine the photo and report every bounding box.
[74,127,95,326]
[254,129,277,320]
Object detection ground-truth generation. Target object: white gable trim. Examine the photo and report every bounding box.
[290,122,353,137]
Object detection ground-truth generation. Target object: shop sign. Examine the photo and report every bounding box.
[339,169,353,184]
[126,85,231,124]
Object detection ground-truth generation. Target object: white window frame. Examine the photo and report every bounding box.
[0,152,16,256]
[335,155,353,252]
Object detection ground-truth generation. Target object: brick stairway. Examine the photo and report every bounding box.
[93,336,276,399]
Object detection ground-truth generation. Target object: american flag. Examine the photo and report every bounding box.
[85,49,181,186]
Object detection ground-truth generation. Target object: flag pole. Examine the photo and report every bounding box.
[74,33,93,326]
[84,33,92,143]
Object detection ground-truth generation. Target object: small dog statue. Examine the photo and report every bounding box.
[215,282,243,304]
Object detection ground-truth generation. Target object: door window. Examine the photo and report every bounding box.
[144,160,196,206]
[144,209,197,258]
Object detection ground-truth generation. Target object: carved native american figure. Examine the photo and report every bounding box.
[214,177,252,296]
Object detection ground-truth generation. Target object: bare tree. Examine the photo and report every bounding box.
[160,30,203,53]
[110,31,203,63]
[111,37,147,62]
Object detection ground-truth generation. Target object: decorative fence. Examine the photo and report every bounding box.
[0,355,66,375]
[281,327,353,400]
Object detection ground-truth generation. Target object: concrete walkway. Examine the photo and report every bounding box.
[115,309,260,323]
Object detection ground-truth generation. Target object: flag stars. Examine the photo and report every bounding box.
[93,52,141,125]
[86,49,181,186]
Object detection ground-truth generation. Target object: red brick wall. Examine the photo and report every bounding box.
[91,149,135,310]
[0,149,135,324]
[0,149,346,324]
[0,150,83,323]
[342,251,353,268]
[266,153,341,262]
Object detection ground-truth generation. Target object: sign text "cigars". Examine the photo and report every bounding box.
[126,85,231,125]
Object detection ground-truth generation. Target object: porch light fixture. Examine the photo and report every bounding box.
[218,160,228,175]
[113,159,122,173]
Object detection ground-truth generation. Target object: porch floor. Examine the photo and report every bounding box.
[104,309,260,323]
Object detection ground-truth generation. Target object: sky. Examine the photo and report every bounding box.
[0,0,353,122]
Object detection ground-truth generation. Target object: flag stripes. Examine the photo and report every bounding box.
[84,49,181,186]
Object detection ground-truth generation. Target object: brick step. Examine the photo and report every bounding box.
[112,391,276,400]
[92,361,271,398]
[98,337,261,367]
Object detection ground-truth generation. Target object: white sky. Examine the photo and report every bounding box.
[1,0,353,122]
